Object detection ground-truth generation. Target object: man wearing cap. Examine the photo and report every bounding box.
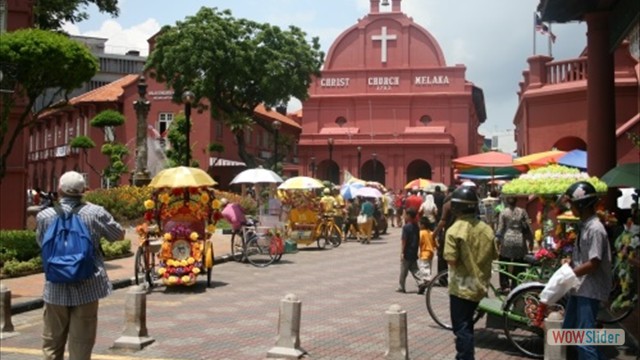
[36,171,124,360]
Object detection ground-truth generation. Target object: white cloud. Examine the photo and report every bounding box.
[66,18,161,56]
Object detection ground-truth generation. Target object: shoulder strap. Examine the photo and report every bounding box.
[71,202,85,215]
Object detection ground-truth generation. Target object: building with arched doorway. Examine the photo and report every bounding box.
[298,0,487,190]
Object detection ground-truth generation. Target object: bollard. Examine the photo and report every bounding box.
[113,285,155,350]
[0,285,18,339]
[267,293,306,359]
[544,311,566,360]
[384,304,409,360]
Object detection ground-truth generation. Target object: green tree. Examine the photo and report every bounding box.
[34,0,120,30]
[89,110,128,186]
[165,113,199,168]
[145,7,323,168]
[207,142,225,168]
[0,29,98,182]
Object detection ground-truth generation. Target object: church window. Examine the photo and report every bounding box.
[335,116,347,127]
[419,115,432,126]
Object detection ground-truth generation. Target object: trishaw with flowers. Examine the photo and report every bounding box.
[135,167,220,287]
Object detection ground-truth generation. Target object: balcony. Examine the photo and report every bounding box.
[28,145,78,162]
[545,57,588,85]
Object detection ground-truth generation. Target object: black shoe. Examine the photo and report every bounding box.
[395,287,406,293]
[417,286,426,295]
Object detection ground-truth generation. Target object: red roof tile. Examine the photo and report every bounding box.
[254,104,301,130]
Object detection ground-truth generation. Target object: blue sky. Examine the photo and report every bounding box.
[64,0,587,153]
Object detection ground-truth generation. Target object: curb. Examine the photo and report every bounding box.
[10,254,235,314]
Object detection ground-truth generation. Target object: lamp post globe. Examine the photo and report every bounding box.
[182,90,195,166]
[272,120,281,175]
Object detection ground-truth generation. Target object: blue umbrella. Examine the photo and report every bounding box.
[340,182,364,200]
[558,149,587,170]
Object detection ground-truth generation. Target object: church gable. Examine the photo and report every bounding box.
[324,15,446,70]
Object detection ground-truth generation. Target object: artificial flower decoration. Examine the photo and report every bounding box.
[181,275,191,284]
[200,192,210,204]
[144,199,155,209]
[187,257,196,265]
[190,231,199,241]
[163,233,173,241]
[206,224,216,233]
[192,267,201,275]
[159,193,170,204]
[212,199,221,210]
[157,267,166,276]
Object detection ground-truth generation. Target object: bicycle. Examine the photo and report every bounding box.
[313,214,343,249]
[230,218,283,267]
[426,257,559,358]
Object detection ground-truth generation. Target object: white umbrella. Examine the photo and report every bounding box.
[354,187,383,198]
[230,167,283,185]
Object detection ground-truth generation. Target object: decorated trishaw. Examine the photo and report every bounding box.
[278,176,341,249]
[134,167,220,287]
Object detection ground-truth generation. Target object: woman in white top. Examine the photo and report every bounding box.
[419,194,438,230]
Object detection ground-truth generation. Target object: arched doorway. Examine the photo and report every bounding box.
[553,137,586,151]
[317,159,340,184]
[361,159,385,185]
[406,159,432,182]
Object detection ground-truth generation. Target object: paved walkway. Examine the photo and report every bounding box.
[1,227,637,359]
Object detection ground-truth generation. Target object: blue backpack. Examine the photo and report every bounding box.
[41,204,96,283]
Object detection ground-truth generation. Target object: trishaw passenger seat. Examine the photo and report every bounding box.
[163,212,206,239]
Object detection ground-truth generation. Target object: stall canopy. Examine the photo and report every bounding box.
[453,151,525,180]
[513,150,566,168]
[601,163,640,188]
[557,150,587,170]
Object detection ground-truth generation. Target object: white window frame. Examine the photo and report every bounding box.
[64,120,70,143]
[158,112,174,137]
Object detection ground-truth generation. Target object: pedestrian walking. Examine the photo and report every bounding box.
[358,197,375,244]
[394,190,405,227]
[443,186,497,360]
[36,171,125,360]
[419,193,438,230]
[495,195,533,293]
[397,208,427,293]
[343,198,359,241]
[434,188,456,276]
[418,217,436,286]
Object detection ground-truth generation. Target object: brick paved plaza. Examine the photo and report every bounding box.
[1,227,637,360]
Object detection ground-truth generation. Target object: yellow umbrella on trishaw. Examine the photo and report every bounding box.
[149,166,217,188]
[277,176,324,190]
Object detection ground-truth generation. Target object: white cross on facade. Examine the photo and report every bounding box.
[371,26,397,63]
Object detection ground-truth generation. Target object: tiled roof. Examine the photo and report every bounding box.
[70,74,139,104]
[39,74,139,118]
[254,104,301,130]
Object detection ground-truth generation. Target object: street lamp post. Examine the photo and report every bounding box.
[327,137,334,181]
[357,146,362,178]
[310,156,316,178]
[372,153,378,182]
[133,75,151,186]
[272,120,281,175]
[182,90,195,166]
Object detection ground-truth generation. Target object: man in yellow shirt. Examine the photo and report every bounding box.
[443,186,497,360]
[319,188,337,216]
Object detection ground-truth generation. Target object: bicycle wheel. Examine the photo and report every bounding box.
[503,284,546,359]
[327,223,342,248]
[134,247,153,287]
[598,275,636,324]
[425,270,483,330]
[245,234,275,267]
[426,270,452,329]
[316,224,327,249]
[230,231,244,262]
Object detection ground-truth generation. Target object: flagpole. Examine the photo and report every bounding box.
[548,23,553,57]
[533,12,537,55]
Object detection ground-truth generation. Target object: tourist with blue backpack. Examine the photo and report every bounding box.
[36,171,124,360]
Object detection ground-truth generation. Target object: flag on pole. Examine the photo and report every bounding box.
[535,13,557,43]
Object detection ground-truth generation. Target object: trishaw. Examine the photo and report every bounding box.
[134,167,219,288]
[278,177,342,249]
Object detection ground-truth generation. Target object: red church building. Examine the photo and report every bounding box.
[299,0,487,190]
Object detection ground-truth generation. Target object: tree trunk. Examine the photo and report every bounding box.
[235,131,256,168]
